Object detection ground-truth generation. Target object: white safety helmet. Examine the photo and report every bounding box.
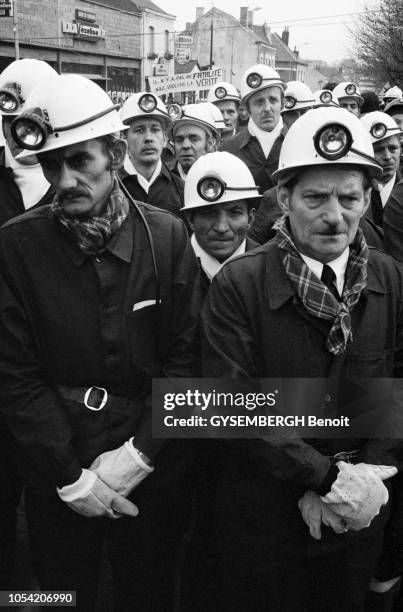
[12,74,127,158]
[182,151,261,211]
[384,86,402,101]
[207,81,241,105]
[241,64,285,104]
[272,106,382,184]
[360,111,402,144]
[169,102,219,138]
[333,82,363,106]
[120,92,171,128]
[282,81,315,113]
[0,58,58,116]
[202,101,226,132]
[312,89,339,108]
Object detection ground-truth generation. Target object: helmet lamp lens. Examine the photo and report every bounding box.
[285,96,296,109]
[12,117,46,150]
[314,123,352,160]
[370,122,387,139]
[320,91,332,104]
[215,86,227,99]
[167,103,182,120]
[345,84,356,96]
[0,89,19,113]
[139,94,157,113]
[197,177,225,202]
[246,72,262,89]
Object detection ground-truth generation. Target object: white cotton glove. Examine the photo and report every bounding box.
[90,439,154,497]
[57,469,139,519]
[320,461,397,531]
[298,490,348,540]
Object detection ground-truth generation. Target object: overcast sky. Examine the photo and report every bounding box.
[156,0,372,63]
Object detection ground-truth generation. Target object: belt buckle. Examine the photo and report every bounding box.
[84,386,108,411]
[333,449,360,463]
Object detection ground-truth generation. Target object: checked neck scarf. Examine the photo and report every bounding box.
[51,176,129,256]
[274,216,369,356]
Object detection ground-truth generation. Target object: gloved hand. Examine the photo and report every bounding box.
[90,440,154,497]
[57,469,139,519]
[298,490,348,540]
[321,461,397,531]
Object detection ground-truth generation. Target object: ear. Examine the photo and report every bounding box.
[277,185,291,215]
[110,138,127,170]
[246,207,256,229]
[207,135,216,153]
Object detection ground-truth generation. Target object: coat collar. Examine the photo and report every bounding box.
[265,241,386,311]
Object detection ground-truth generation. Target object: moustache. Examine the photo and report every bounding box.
[58,190,88,201]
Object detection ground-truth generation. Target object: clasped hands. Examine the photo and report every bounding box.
[57,441,153,519]
[298,461,397,540]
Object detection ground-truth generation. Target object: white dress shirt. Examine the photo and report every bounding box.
[301,248,350,297]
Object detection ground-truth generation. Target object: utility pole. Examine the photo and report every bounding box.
[209,10,213,69]
[13,0,19,60]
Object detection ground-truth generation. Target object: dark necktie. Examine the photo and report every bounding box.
[321,264,340,301]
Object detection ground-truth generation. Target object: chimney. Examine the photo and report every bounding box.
[293,46,299,58]
[185,22,192,31]
[263,23,271,42]
[247,10,254,29]
[281,27,289,46]
[240,7,248,28]
[196,7,204,20]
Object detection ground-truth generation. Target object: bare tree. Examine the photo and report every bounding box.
[351,0,403,85]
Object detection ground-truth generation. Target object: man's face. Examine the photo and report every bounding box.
[278,166,370,264]
[373,135,401,183]
[339,98,360,116]
[215,100,238,134]
[282,108,310,129]
[173,124,210,172]
[248,86,282,132]
[126,117,166,166]
[39,138,114,217]
[238,103,249,123]
[389,112,403,152]
[188,200,255,262]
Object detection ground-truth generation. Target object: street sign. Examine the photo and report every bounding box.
[176,47,191,65]
[0,0,13,17]
[176,34,193,45]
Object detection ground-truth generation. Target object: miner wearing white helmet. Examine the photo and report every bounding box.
[201,106,401,610]
[207,81,241,140]
[0,74,201,608]
[182,151,259,289]
[119,92,184,215]
[281,80,315,128]
[220,64,286,193]
[333,81,363,116]
[0,57,58,590]
[360,111,402,227]
[384,98,403,175]
[383,85,403,108]
[312,89,340,109]
[168,102,218,179]
[0,58,58,225]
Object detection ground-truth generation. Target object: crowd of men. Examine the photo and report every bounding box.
[0,57,403,612]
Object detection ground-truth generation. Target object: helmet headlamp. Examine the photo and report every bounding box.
[215,86,227,99]
[345,83,357,96]
[246,72,262,89]
[197,175,259,203]
[314,123,353,161]
[167,103,183,120]
[320,91,333,104]
[138,93,157,113]
[11,104,118,151]
[370,122,389,139]
[0,83,23,114]
[284,96,297,109]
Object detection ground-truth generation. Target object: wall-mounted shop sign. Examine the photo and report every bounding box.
[62,10,105,42]
[149,68,224,96]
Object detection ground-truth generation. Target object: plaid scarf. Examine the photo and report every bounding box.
[51,176,129,256]
[273,216,369,356]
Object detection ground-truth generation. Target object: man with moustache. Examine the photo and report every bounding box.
[207,81,240,142]
[119,92,184,215]
[219,64,286,193]
[0,74,201,610]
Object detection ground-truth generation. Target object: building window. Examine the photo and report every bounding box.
[149,26,155,54]
[165,29,169,53]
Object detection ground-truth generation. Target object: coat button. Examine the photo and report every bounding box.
[324,394,332,403]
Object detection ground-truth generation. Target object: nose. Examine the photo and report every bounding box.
[58,162,77,191]
[144,128,154,142]
[262,98,272,112]
[322,196,343,226]
[181,137,191,149]
[214,210,230,233]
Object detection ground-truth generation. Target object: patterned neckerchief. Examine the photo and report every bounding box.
[51,175,129,256]
[273,215,369,356]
